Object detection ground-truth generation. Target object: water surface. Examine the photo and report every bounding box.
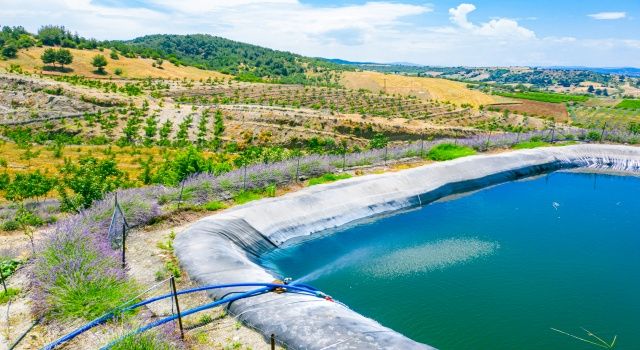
[263,172,640,350]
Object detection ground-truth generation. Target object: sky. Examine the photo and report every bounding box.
[1,0,639,67]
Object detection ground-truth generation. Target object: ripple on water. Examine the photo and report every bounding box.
[365,238,500,278]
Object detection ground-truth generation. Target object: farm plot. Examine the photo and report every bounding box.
[487,99,569,122]
[569,105,640,129]
[169,82,472,121]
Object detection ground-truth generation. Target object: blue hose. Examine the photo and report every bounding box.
[42,282,321,350]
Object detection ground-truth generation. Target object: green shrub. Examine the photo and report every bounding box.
[586,130,601,142]
[427,143,476,161]
[1,220,19,231]
[0,288,20,304]
[308,173,352,186]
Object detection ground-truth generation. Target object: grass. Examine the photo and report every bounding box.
[203,200,226,211]
[427,143,476,161]
[111,332,176,350]
[496,91,589,103]
[233,190,265,205]
[512,140,551,149]
[0,288,20,304]
[615,99,640,109]
[308,173,352,186]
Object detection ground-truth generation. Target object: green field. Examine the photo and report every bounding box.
[496,91,589,103]
[569,105,640,129]
[615,99,640,109]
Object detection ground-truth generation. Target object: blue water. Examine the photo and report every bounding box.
[263,172,640,350]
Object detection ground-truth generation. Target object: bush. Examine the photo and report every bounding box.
[202,200,225,211]
[0,288,20,304]
[427,143,476,161]
[1,220,19,231]
[114,68,123,76]
[32,218,137,320]
[586,130,601,142]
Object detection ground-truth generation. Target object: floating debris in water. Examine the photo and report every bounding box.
[553,202,560,210]
[365,238,499,278]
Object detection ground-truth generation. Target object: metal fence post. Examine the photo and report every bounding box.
[600,122,607,142]
[384,145,388,166]
[177,181,185,209]
[0,265,7,294]
[170,276,185,340]
[243,163,247,191]
[121,223,126,269]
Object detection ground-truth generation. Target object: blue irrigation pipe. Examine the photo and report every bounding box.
[42,282,321,350]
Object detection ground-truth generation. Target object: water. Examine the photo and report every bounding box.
[262,172,640,350]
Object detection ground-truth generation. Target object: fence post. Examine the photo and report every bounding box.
[600,122,607,142]
[516,129,521,143]
[384,145,388,166]
[271,334,275,350]
[295,156,300,182]
[177,180,185,210]
[485,130,492,150]
[121,223,126,269]
[342,151,346,172]
[0,265,7,294]
[170,276,185,340]
[550,123,556,143]
[243,163,247,191]
[419,136,424,158]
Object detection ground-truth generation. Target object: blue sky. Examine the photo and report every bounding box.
[2,0,639,67]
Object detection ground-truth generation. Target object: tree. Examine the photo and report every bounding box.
[587,85,595,93]
[37,25,67,46]
[143,114,158,147]
[1,44,17,58]
[174,115,193,147]
[110,50,119,60]
[158,120,173,146]
[4,171,55,203]
[41,48,57,66]
[369,133,389,149]
[196,110,209,148]
[91,54,107,73]
[55,49,73,69]
[57,156,128,211]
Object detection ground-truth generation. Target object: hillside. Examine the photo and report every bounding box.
[122,34,346,84]
[0,46,228,80]
[341,71,496,107]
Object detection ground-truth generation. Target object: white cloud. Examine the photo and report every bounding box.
[448,3,535,39]
[448,3,476,29]
[0,1,638,67]
[588,12,627,20]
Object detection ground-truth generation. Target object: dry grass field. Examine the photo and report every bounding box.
[0,47,229,80]
[341,71,496,107]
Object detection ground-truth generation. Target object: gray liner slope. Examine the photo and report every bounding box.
[175,144,640,350]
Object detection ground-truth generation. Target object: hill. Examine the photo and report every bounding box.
[121,34,346,84]
[0,46,228,80]
[341,71,496,107]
